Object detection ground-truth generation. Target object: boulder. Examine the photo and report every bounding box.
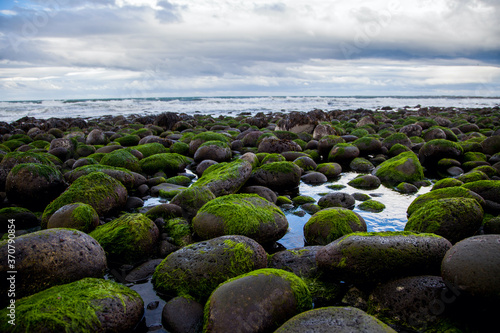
[0,229,107,303]
[353,137,382,156]
[481,135,500,155]
[0,207,38,232]
[268,246,323,278]
[418,139,464,166]
[313,123,337,140]
[65,164,146,189]
[170,186,217,220]
[348,174,381,189]
[194,140,232,163]
[89,213,159,265]
[301,171,328,185]
[47,202,100,233]
[293,156,317,171]
[257,136,302,154]
[204,268,312,333]
[304,208,366,245]
[316,231,452,285]
[441,235,500,299]
[42,171,127,227]
[328,143,360,164]
[349,157,375,172]
[249,161,301,191]
[461,180,500,212]
[373,151,424,185]
[125,259,163,283]
[192,194,288,245]
[318,135,345,158]
[152,235,267,300]
[358,199,385,212]
[239,185,278,204]
[191,159,252,197]
[276,306,396,333]
[316,162,342,179]
[162,296,204,333]
[275,111,318,134]
[196,159,218,176]
[318,192,355,209]
[382,133,412,150]
[86,128,107,145]
[0,278,143,333]
[99,148,141,172]
[139,153,193,176]
[399,124,423,137]
[188,131,230,155]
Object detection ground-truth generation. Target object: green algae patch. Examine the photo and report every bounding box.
[261,153,286,164]
[164,217,192,247]
[292,195,316,205]
[358,200,385,213]
[191,159,252,196]
[100,149,141,172]
[90,213,159,265]
[65,164,138,189]
[0,278,141,333]
[0,151,56,168]
[431,178,464,190]
[373,151,424,185]
[139,153,193,175]
[130,142,168,157]
[42,172,127,228]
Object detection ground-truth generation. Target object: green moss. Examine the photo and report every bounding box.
[89,213,156,264]
[199,140,230,149]
[69,203,99,233]
[191,131,230,144]
[1,151,56,168]
[192,159,249,190]
[217,268,312,313]
[169,141,189,155]
[261,153,286,164]
[195,194,284,235]
[115,134,140,146]
[140,153,193,175]
[3,139,26,150]
[131,142,168,157]
[350,128,369,138]
[100,149,141,172]
[431,178,464,190]
[358,200,385,212]
[9,162,62,180]
[304,208,363,245]
[164,217,192,247]
[457,170,489,183]
[374,151,424,185]
[165,175,192,186]
[464,151,487,162]
[292,195,316,205]
[86,153,105,162]
[0,278,139,333]
[257,161,297,174]
[327,184,346,191]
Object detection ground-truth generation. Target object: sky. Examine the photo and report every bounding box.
[0,0,499,101]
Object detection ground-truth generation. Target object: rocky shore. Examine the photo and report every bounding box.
[0,106,499,332]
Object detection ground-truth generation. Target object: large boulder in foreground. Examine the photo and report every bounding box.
[441,235,500,299]
[193,194,288,245]
[191,159,252,197]
[42,171,127,227]
[249,161,301,191]
[304,208,366,245]
[0,278,143,332]
[0,229,107,305]
[275,306,396,333]
[152,235,267,301]
[373,151,424,185]
[204,268,312,333]
[89,213,159,265]
[316,231,452,285]
[405,197,483,244]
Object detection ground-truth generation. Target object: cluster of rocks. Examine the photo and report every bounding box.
[0,106,499,332]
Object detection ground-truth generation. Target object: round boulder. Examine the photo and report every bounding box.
[304,208,366,245]
[47,202,100,233]
[328,143,360,164]
[373,151,424,185]
[316,162,342,179]
[418,139,464,167]
[257,136,302,154]
[318,192,355,209]
[204,268,312,333]
[301,171,328,185]
[0,228,107,303]
[192,160,252,197]
[170,186,216,220]
[249,161,301,191]
[194,140,232,163]
[192,194,288,245]
[441,235,500,299]
[348,174,381,189]
[162,296,204,333]
[152,235,267,300]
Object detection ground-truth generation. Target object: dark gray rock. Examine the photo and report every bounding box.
[249,161,301,191]
[269,246,323,277]
[318,192,355,209]
[125,259,163,283]
[162,296,204,333]
[301,171,328,185]
[240,185,278,204]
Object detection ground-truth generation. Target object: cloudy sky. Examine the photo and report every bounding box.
[0,0,499,100]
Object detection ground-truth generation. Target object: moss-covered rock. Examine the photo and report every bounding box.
[0,278,143,333]
[304,208,366,245]
[164,175,192,186]
[249,161,301,190]
[5,163,66,210]
[406,186,485,217]
[405,198,483,243]
[318,192,355,209]
[292,195,316,205]
[100,148,141,172]
[0,151,56,190]
[457,170,489,183]
[373,151,424,185]
[144,203,183,221]
[131,142,168,157]
[192,159,252,197]
[42,172,127,228]
[348,174,381,189]
[257,136,303,154]
[65,164,145,189]
[316,231,452,285]
[188,131,231,155]
[461,179,500,213]
[204,268,312,333]
[349,157,375,172]
[192,193,288,245]
[47,202,100,233]
[89,213,159,265]
[382,132,412,150]
[0,207,38,232]
[163,217,193,247]
[316,162,342,179]
[140,153,193,176]
[152,235,267,300]
[431,177,464,190]
[115,134,140,146]
[0,229,107,304]
[358,199,385,212]
[276,306,396,333]
[418,139,464,166]
[194,140,232,163]
[328,143,360,164]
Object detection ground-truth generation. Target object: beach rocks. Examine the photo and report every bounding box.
[140,153,193,176]
[316,231,452,285]
[257,136,302,154]
[5,163,66,210]
[441,235,500,299]
[89,213,159,265]
[373,151,424,185]
[65,164,145,189]
[316,162,342,178]
[0,278,144,333]
[268,246,323,277]
[86,128,107,145]
[192,159,252,197]
[276,306,396,333]
[100,148,141,172]
[170,186,216,220]
[194,140,232,163]
[418,139,464,166]
[162,296,204,333]
[152,235,267,300]
[42,171,128,227]
[304,208,366,245]
[318,192,355,209]
[204,268,312,333]
[47,202,100,233]
[0,229,107,303]
[275,111,318,134]
[328,143,360,164]
[348,174,381,189]
[249,161,301,190]
[405,197,483,243]
[192,194,288,245]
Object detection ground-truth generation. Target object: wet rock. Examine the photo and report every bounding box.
[170,186,217,220]
[192,159,252,197]
[268,246,323,277]
[144,203,183,221]
[373,151,424,185]
[0,278,143,333]
[89,213,159,265]
[153,235,267,300]
[349,157,375,172]
[353,137,383,156]
[47,202,100,233]
[194,141,232,163]
[382,133,412,150]
[418,139,464,167]
[0,207,39,232]
[293,155,317,171]
[140,153,193,176]
[316,231,452,285]
[275,306,396,333]
[461,180,500,212]
[276,111,319,134]
[204,268,312,333]
[316,162,342,178]
[189,131,231,155]
[399,124,423,137]
[125,259,163,283]
[257,136,302,154]
[481,135,500,155]
[358,199,385,212]
[249,161,301,190]
[5,163,66,210]
[66,164,146,189]
[301,171,328,185]
[162,296,204,333]
[348,174,381,189]
[313,123,337,140]
[396,182,419,193]
[318,192,355,209]
[318,135,345,158]
[100,148,141,172]
[151,182,186,199]
[240,185,277,204]
[441,235,500,299]
[86,128,107,145]
[0,229,107,302]
[195,159,218,176]
[328,143,360,164]
[304,208,366,245]
[192,194,288,245]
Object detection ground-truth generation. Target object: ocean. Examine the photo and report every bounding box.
[1,96,499,124]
